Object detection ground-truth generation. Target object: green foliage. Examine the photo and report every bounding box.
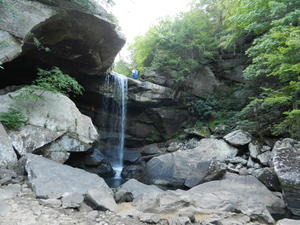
[129,0,300,139]
[15,67,84,101]
[113,60,132,77]
[130,8,219,85]
[0,108,27,130]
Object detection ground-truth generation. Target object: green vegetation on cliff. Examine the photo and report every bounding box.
[127,0,300,139]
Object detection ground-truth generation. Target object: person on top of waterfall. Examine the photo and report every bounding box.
[132,69,139,80]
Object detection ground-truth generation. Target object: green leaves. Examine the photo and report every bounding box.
[35,67,84,97]
[0,108,27,130]
[15,67,84,102]
[130,7,218,83]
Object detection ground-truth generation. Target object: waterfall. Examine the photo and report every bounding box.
[102,72,128,182]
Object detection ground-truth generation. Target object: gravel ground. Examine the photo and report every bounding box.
[0,181,146,225]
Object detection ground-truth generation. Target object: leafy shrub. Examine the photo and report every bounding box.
[15,67,84,101]
[0,108,27,130]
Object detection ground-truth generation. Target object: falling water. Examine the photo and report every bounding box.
[102,72,128,186]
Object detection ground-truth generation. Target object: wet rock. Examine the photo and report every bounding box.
[146,138,238,187]
[121,165,145,181]
[66,149,115,178]
[273,138,300,216]
[123,149,141,163]
[224,130,252,146]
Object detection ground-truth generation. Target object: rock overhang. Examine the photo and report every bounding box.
[0,0,125,76]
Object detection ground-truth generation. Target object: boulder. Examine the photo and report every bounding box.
[257,150,273,166]
[65,149,115,178]
[142,67,220,97]
[146,138,237,187]
[252,168,281,192]
[121,165,145,181]
[127,79,175,105]
[114,190,133,203]
[0,91,98,162]
[184,66,220,97]
[273,138,300,216]
[249,142,272,160]
[133,173,285,223]
[25,153,115,209]
[0,122,18,169]
[8,125,64,156]
[123,149,141,163]
[118,179,163,199]
[224,130,252,146]
[138,143,165,155]
[0,0,124,74]
[85,188,117,212]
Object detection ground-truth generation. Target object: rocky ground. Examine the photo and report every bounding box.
[0,178,145,225]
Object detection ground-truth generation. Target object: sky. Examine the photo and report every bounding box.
[111,0,191,60]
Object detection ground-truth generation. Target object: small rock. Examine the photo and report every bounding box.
[224,130,252,146]
[139,213,162,224]
[239,168,249,175]
[62,192,84,209]
[177,216,191,225]
[235,164,243,170]
[254,163,261,169]
[114,190,133,203]
[249,142,260,159]
[85,188,117,212]
[39,198,62,208]
[252,168,281,192]
[247,157,255,168]
[257,151,273,166]
[276,218,300,225]
[225,157,248,165]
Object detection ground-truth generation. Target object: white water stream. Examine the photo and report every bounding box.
[102,72,128,184]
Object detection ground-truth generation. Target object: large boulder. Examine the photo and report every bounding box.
[0,0,124,74]
[133,173,285,224]
[0,90,98,162]
[25,153,116,211]
[0,123,18,169]
[142,67,220,97]
[224,130,252,146]
[146,138,237,187]
[117,179,163,199]
[273,138,300,216]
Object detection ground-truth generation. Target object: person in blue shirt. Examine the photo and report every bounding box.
[132,70,139,79]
